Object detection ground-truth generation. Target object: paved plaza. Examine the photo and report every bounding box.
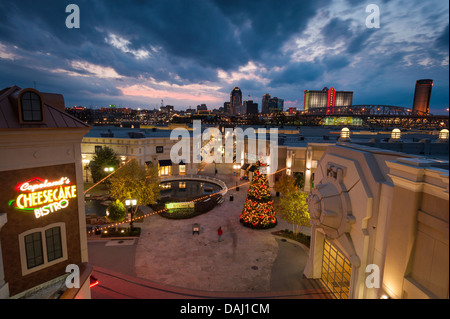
[88,163,329,298]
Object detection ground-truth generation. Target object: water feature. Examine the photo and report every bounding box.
[85,199,108,216]
[159,180,221,199]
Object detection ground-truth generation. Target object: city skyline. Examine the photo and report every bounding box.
[0,0,448,113]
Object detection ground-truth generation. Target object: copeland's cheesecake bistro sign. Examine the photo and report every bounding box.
[9,175,77,219]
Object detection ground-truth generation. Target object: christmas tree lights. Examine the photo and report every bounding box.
[240,161,277,229]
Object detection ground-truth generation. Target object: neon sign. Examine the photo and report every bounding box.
[11,177,77,219]
[327,87,336,115]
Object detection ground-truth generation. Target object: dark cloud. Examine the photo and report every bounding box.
[435,24,449,51]
[321,18,353,44]
[0,0,448,111]
[321,55,351,71]
[270,62,324,86]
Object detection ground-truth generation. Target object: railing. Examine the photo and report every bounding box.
[159,174,228,196]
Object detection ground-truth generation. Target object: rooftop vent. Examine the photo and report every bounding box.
[128,132,145,139]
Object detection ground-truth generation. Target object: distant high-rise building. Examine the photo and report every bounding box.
[224,102,231,114]
[412,79,433,115]
[268,97,284,113]
[230,87,242,115]
[303,87,353,114]
[262,94,271,114]
[244,100,258,115]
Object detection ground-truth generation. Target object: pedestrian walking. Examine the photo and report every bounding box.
[217,226,223,242]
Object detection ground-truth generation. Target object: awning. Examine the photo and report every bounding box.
[248,165,257,172]
[158,159,172,166]
[241,163,250,170]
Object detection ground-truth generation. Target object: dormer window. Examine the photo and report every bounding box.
[20,90,43,122]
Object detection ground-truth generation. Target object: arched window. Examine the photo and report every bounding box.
[20,90,43,122]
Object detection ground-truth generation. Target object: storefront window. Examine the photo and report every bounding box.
[179,164,186,175]
[158,165,171,176]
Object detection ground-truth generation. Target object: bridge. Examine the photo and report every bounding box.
[297,105,448,129]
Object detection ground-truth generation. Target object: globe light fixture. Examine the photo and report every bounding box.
[391,128,401,140]
[438,129,449,141]
[339,127,351,142]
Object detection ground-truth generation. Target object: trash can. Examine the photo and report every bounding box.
[192,223,200,235]
[230,194,234,201]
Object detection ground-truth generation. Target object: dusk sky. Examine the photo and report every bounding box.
[0,0,448,113]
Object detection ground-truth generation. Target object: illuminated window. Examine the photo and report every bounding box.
[20,91,43,122]
[179,181,186,189]
[179,164,186,175]
[321,240,352,299]
[158,165,171,176]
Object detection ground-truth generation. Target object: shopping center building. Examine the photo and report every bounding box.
[304,142,448,299]
[79,122,448,300]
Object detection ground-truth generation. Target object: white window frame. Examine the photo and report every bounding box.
[18,222,68,276]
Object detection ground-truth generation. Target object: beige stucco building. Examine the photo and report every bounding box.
[304,143,449,299]
[81,126,199,181]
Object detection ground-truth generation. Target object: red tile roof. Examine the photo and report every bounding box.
[0,86,90,129]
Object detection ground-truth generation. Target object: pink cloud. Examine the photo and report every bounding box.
[118,84,224,103]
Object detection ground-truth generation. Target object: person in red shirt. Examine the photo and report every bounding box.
[217,226,223,242]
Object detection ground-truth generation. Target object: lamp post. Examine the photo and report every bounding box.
[233,164,240,191]
[125,198,137,231]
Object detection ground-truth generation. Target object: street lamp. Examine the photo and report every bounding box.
[125,198,137,231]
[233,164,240,191]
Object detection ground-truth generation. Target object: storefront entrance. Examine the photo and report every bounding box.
[321,240,352,299]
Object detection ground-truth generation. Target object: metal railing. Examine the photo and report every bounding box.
[159,174,228,196]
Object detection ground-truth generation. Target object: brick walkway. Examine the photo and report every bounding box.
[129,163,329,297]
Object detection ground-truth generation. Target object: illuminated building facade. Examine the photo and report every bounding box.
[0,86,92,299]
[412,79,433,115]
[268,97,284,113]
[304,87,353,114]
[304,144,449,299]
[230,87,242,115]
[81,126,199,181]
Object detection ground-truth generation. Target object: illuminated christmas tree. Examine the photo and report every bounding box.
[240,161,277,229]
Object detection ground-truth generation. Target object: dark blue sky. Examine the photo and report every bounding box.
[0,0,448,113]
